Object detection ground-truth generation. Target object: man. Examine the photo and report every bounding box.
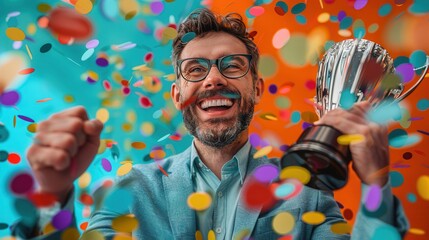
[13,8,408,239]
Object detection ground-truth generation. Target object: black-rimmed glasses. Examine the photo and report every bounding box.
[177,54,252,82]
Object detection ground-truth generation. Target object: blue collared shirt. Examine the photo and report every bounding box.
[190,140,251,240]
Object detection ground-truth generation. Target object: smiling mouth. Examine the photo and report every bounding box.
[199,98,235,112]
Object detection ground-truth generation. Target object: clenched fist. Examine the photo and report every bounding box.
[27,106,103,204]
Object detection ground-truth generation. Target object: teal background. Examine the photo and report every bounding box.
[0,0,202,236]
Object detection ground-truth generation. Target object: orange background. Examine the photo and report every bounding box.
[211,1,429,239]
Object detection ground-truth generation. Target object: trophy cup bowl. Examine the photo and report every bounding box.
[281,38,428,191]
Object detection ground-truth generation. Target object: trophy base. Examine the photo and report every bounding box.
[281,125,351,191]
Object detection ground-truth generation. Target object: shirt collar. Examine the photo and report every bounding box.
[189,140,252,184]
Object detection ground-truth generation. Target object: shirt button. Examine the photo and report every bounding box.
[216,227,222,234]
[217,191,223,198]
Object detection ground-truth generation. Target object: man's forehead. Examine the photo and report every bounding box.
[179,32,247,59]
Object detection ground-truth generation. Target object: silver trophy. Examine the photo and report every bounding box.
[281,38,429,191]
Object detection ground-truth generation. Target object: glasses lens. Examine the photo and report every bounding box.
[180,58,209,81]
[220,55,250,78]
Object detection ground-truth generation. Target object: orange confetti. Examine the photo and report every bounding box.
[80,222,88,231]
[157,164,169,177]
[18,68,35,75]
[180,95,197,110]
[8,153,21,164]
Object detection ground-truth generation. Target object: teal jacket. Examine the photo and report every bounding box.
[12,146,409,239]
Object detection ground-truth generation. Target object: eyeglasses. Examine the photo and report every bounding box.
[177,54,252,82]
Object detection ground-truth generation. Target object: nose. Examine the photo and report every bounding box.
[202,65,228,89]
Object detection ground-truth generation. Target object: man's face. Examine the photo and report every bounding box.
[171,32,263,148]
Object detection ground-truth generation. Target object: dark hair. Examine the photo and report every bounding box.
[172,8,259,83]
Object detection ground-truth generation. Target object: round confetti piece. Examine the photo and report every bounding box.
[0,223,8,230]
[80,222,88,231]
[280,166,311,184]
[48,7,93,39]
[302,211,326,225]
[417,175,429,200]
[150,1,164,15]
[253,146,273,159]
[253,164,279,183]
[0,125,10,142]
[272,212,295,235]
[291,2,306,14]
[181,32,196,43]
[96,108,109,123]
[62,227,80,240]
[96,57,109,67]
[0,90,20,106]
[258,55,278,78]
[140,122,154,136]
[75,0,93,15]
[343,208,353,220]
[280,35,308,66]
[317,12,330,23]
[295,15,307,24]
[86,39,99,49]
[79,193,94,205]
[378,3,392,16]
[417,99,429,111]
[337,134,365,145]
[8,152,21,164]
[208,230,215,240]
[64,95,74,103]
[187,192,212,211]
[354,0,368,10]
[396,63,415,83]
[268,84,277,94]
[389,171,404,187]
[112,215,139,232]
[52,210,73,230]
[330,222,352,234]
[371,225,401,240]
[249,6,265,17]
[80,229,105,240]
[6,27,26,41]
[78,172,91,189]
[0,150,9,162]
[117,162,132,176]
[242,180,273,209]
[131,142,146,150]
[101,158,112,172]
[272,28,290,49]
[40,43,52,53]
[81,48,95,61]
[368,23,379,33]
[365,185,382,211]
[10,172,34,195]
[27,192,57,207]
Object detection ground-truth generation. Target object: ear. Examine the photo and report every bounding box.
[254,77,264,104]
[171,82,182,110]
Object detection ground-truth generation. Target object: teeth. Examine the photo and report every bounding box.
[201,99,233,110]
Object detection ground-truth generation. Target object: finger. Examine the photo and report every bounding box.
[37,117,84,133]
[51,106,89,121]
[27,145,71,171]
[34,132,79,157]
[348,101,371,116]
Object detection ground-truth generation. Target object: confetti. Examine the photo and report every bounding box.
[117,162,132,176]
[10,172,34,195]
[272,212,295,235]
[417,175,429,200]
[330,222,352,234]
[5,27,26,41]
[253,145,273,158]
[112,215,139,232]
[52,210,73,230]
[253,164,279,183]
[48,7,93,39]
[337,134,365,145]
[302,211,326,225]
[187,192,212,211]
[280,166,311,184]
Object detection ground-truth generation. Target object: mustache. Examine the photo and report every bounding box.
[195,88,241,103]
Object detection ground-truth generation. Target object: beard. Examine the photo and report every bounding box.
[182,88,255,148]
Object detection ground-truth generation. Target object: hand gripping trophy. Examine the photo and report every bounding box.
[281,39,429,191]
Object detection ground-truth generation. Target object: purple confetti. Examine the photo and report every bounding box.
[338,11,347,21]
[96,57,109,67]
[253,164,279,183]
[17,115,35,123]
[52,210,72,230]
[249,133,261,148]
[150,1,164,15]
[102,158,112,172]
[365,185,382,211]
[0,90,20,106]
[396,63,415,83]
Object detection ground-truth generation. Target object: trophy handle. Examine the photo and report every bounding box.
[395,56,429,102]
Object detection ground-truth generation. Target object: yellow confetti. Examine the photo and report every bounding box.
[337,134,365,145]
[302,211,326,225]
[6,27,26,41]
[126,110,136,123]
[417,175,429,200]
[61,227,80,240]
[253,146,273,159]
[272,211,295,235]
[64,95,74,103]
[164,73,176,81]
[187,192,212,211]
[112,214,139,232]
[25,44,33,60]
[122,122,133,132]
[27,23,37,35]
[117,162,133,176]
[96,108,110,123]
[260,113,278,121]
[208,230,216,240]
[338,29,352,37]
[195,230,203,240]
[13,115,16,128]
[140,122,154,136]
[330,222,352,235]
[43,222,55,234]
[409,228,425,235]
[150,149,166,159]
[78,172,91,189]
[27,123,37,133]
[131,141,146,150]
[119,0,139,19]
[75,0,93,15]
[280,166,311,184]
[80,230,105,240]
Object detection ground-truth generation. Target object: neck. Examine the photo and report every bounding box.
[194,130,248,179]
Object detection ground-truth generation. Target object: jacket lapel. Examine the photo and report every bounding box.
[162,148,196,239]
[233,147,273,237]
